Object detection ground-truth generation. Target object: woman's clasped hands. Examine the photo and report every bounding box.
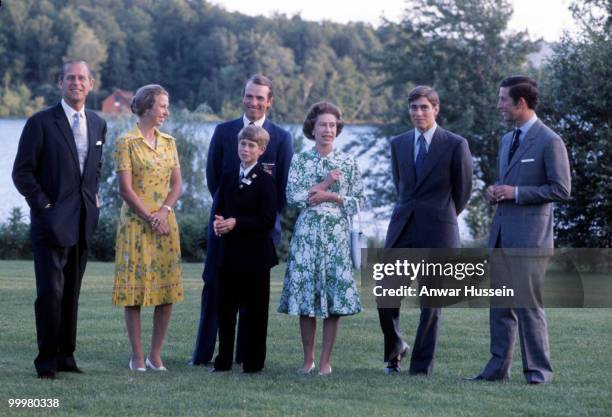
[148,208,170,235]
[308,169,341,206]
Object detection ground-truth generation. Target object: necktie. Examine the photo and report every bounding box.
[239,171,245,185]
[507,128,521,164]
[72,113,88,174]
[415,135,427,181]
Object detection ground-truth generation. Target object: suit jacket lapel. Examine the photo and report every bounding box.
[399,132,416,191]
[82,109,98,179]
[503,120,540,177]
[415,127,446,190]
[499,131,511,175]
[53,103,81,179]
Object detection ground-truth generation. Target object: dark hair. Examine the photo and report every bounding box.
[302,101,344,140]
[244,74,274,99]
[58,60,93,81]
[500,76,539,109]
[238,125,270,149]
[407,85,440,107]
[131,84,169,116]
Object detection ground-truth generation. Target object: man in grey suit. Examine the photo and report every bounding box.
[469,76,571,384]
[379,86,473,374]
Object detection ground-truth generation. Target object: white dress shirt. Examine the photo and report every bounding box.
[243,114,266,128]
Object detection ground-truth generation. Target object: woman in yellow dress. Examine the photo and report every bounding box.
[112,84,183,371]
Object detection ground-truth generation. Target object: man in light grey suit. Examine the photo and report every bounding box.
[469,76,571,384]
[379,86,472,374]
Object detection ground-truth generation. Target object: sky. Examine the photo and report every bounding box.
[210,0,578,42]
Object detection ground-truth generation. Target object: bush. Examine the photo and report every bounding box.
[0,208,31,259]
[177,211,208,262]
[90,212,119,261]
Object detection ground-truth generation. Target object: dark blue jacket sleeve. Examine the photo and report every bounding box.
[12,115,50,211]
[275,128,293,213]
[206,125,223,197]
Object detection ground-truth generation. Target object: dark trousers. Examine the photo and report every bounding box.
[378,306,441,374]
[192,224,248,365]
[214,267,270,372]
[377,220,442,374]
[32,237,87,375]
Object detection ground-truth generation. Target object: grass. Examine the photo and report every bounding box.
[0,261,610,417]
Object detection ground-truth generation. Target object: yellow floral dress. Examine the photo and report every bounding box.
[112,125,183,307]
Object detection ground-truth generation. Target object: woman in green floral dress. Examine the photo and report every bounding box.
[278,102,363,375]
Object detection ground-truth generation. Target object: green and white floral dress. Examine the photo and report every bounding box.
[278,148,363,318]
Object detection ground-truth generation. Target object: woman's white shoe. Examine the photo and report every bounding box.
[129,358,146,372]
[146,357,167,371]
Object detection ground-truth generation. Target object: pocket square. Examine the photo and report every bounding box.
[95,141,103,146]
[521,158,535,163]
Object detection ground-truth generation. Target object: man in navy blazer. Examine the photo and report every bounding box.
[379,86,472,375]
[12,60,107,379]
[192,74,293,365]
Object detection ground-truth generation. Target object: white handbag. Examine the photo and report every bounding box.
[351,202,367,269]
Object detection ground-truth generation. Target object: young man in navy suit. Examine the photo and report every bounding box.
[192,75,293,366]
[12,60,107,379]
[379,86,472,375]
[211,125,278,373]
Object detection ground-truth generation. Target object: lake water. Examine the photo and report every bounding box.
[0,118,469,240]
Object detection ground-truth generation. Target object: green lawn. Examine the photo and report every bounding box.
[0,261,610,417]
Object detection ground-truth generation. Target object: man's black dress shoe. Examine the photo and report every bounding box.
[384,343,410,374]
[57,364,83,373]
[464,374,509,383]
[37,372,56,380]
[209,367,230,373]
[409,370,429,376]
[188,360,213,367]
[527,380,549,385]
[384,362,401,374]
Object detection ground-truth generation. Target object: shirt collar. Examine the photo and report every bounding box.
[131,124,170,142]
[243,114,266,128]
[61,98,86,122]
[516,114,538,139]
[414,123,437,146]
[240,162,257,177]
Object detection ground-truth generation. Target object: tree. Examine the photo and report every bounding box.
[65,23,108,87]
[354,0,538,240]
[539,0,611,247]
[0,73,46,117]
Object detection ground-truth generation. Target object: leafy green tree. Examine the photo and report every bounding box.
[539,0,611,247]
[355,0,538,240]
[0,74,46,117]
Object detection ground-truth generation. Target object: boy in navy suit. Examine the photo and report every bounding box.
[212,125,278,373]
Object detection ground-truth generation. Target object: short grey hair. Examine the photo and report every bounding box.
[130,84,169,116]
[58,60,93,81]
